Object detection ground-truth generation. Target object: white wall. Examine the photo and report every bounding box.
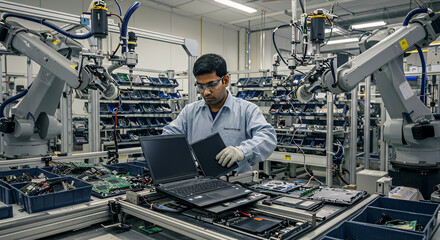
[250,29,291,73]
[1,0,240,94]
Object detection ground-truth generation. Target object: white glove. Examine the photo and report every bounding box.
[216,146,245,168]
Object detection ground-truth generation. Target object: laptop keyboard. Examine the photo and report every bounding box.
[167,180,232,197]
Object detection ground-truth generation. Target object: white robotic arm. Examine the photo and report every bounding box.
[0,20,118,158]
[296,10,440,166]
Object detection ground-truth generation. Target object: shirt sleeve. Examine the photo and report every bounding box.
[162,105,188,135]
[237,104,277,166]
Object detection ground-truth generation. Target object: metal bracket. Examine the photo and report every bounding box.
[41,156,52,166]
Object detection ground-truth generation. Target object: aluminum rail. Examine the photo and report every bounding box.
[0,147,143,168]
[0,201,111,240]
[118,201,239,240]
[0,1,186,46]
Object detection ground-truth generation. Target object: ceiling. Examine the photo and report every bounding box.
[127,0,440,40]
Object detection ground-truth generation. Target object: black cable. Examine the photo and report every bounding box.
[273,24,291,66]
[298,0,306,14]
[336,167,349,185]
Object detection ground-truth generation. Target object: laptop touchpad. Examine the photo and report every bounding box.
[206,192,224,198]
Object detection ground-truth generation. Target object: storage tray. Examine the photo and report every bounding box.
[351,206,436,238]
[322,221,426,240]
[11,176,92,214]
[0,168,59,204]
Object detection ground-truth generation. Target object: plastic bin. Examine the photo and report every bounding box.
[269,104,282,115]
[100,103,111,114]
[131,104,144,114]
[246,77,261,87]
[73,133,88,145]
[236,78,248,87]
[0,168,59,204]
[0,205,12,220]
[244,90,256,99]
[127,117,140,128]
[169,91,181,99]
[72,119,88,131]
[149,77,162,86]
[130,90,143,100]
[322,221,426,240]
[280,105,292,115]
[159,77,172,86]
[236,91,247,99]
[137,117,150,127]
[119,90,131,100]
[149,90,160,99]
[11,176,92,214]
[169,79,179,87]
[279,135,293,145]
[151,104,163,113]
[149,117,160,127]
[302,138,314,147]
[105,163,145,176]
[368,197,439,221]
[117,117,130,128]
[291,104,304,115]
[161,103,172,113]
[351,206,436,238]
[100,117,114,129]
[128,161,149,172]
[261,77,272,86]
[302,104,316,115]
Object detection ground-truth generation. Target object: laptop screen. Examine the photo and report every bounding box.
[191,133,238,177]
[140,134,198,185]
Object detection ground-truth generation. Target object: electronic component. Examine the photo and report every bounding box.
[309,187,366,205]
[2,172,49,184]
[271,196,322,211]
[214,210,310,239]
[257,180,301,193]
[138,226,162,234]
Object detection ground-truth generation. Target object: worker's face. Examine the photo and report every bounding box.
[196,72,229,106]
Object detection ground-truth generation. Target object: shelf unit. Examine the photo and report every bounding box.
[234,75,351,183]
[72,73,185,151]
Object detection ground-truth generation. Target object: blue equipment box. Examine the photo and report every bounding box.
[0,205,12,220]
[105,162,146,176]
[351,206,436,238]
[322,221,426,240]
[11,176,92,214]
[0,168,59,204]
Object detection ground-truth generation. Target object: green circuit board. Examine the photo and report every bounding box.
[92,175,133,196]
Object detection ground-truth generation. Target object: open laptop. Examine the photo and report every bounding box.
[190,132,238,178]
[140,134,250,208]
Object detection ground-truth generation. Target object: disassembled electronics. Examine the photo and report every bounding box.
[257,180,301,193]
[270,196,323,211]
[20,179,75,196]
[309,187,366,205]
[2,173,49,184]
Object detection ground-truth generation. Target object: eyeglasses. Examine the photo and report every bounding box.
[195,75,226,93]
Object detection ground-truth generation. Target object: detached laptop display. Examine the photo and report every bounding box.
[191,132,238,178]
[140,134,250,207]
[140,134,198,184]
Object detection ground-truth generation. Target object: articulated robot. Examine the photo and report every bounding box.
[293,8,440,196]
[0,1,139,158]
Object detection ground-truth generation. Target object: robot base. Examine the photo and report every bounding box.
[389,161,440,200]
[3,134,49,159]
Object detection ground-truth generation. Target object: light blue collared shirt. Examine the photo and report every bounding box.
[163,91,277,173]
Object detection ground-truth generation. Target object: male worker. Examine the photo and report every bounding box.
[163,53,276,173]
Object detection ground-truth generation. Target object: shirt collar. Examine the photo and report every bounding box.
[196,90,234,110]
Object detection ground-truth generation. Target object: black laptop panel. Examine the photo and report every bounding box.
[140,134,250,208]
[140,134,198,184]
[191,132,238,178]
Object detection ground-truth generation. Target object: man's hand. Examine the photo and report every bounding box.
[216,146,244,168]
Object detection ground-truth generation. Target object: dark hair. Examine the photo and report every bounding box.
[193,53,227,77]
